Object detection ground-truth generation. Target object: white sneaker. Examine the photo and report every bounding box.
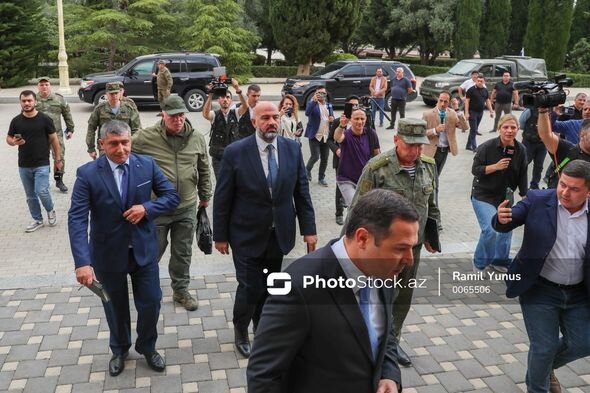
[25,220,44,233]
[48,210,57,227]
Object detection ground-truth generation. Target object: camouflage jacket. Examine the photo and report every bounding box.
[35,93,75,133]
[156,68,173,90]
[353,150,440,244]
[86,101,141,153]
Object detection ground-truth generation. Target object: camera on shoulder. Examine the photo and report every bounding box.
[514,74,573,109]
[209,67,232,98]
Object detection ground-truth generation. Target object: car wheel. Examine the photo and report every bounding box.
[422,97,437,107]
[93,90,106,106]
[184,89,206,112]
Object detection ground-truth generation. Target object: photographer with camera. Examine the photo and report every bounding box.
[558,92,586,121]
[471,114,528,273]
[203,79,246,179]
[278,94,303,145]
[520,107,547,190]
[549,100,590,144]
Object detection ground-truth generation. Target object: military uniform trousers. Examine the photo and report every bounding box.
[155,204,197,293]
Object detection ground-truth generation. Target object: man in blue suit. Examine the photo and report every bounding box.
[493,159,590,393]
[68,120,179,377]
[213,101,317,358]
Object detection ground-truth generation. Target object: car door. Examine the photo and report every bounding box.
[330,64,364,106]
[165,59,186,95]
[123,59,156,102]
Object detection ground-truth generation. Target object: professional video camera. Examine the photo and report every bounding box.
[209,67,233,98]
[514,74,573,108]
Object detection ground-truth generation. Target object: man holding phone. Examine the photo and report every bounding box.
[304,87,334,186]
[7,90,62,233]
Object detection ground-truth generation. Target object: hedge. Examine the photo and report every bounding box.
[323,53,358,65]
[251,65,322,77]
[393,57,456,67]
[548,71,590,88]
[407,65,449,77]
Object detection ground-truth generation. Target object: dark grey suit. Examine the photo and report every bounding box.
[247,242,402,393]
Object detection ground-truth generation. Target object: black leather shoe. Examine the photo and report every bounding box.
[109,352,128,376]
[335,215,344,226]
[234,327,251,358]
[396,343,412,367]
[142,351,166,372]
[386,125,394,130]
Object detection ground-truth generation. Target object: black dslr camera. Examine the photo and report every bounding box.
[514,74,573,108]
[209,67,232,98]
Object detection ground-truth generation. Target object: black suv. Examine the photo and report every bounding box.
[78,52,221,111]
[281,60,417,110]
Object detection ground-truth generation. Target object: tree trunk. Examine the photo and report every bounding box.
[266,47,272,65]
[108,45,116,71]
[297,60,311,75]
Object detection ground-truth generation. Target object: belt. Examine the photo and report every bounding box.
[437,146,449,153]
[538,275,584,290]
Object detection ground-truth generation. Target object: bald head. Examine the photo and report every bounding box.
[253,101,280,143]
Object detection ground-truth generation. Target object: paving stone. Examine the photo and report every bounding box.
[192,337,221,353]
[11,290,38,300]
[470,348,505,367]
[452,359,491,379]
[197,288,220,300]
[31,321,61,336]
[151,375,182,393]
[0,371,14,390]
[422,345,461,363]
[197,380,230,393]
[156,333,179,349]
[53,303,82,315]
[399,367,426,387]
[70,326,99,341]
[482,375,520,392]
[16,299,45,311]
[435,370,473,392]
[202,316,228,331]
[23,376,58,393]
[0,318,24,331]
[103,369,136,390]
[163,312,189,327]
[165,348,194,365]
[23,310,54,324]
[226,367,246,388]
[177,325,204,340]
[60,314,89,327]
[568,358,590,375]
[208,352,239,370]
[13,359,49,379]
[481,337,517,354]
[216,328,235,344]
[498,361,526,383]
[0,307,18,318]
[403,331,434,348]
[48,349,81,367]
[58,364,92,384]
[6,343,40,361]
[180,363,212,382]
[40,334,70,350]
[118,388,150,393]
[412,355,444,374]
[72,382,104,393]
[0,331,32,346]
[554,366,587,388]
[44,293,71,304]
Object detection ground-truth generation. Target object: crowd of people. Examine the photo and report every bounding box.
[5,64,590,393]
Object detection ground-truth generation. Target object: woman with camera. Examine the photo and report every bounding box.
[278,94,303,146]
[471,114,528,273]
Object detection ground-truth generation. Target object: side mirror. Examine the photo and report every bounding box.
[334,73,343,81]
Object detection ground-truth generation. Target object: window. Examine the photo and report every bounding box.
[187,61,211,72]
[364,65,389,77]
[131,61,155,76]
[495,64,513,77]
[479,65,493,77]
[167,61,185,73]
[341,65,363,77]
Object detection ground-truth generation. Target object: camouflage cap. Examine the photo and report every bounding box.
[397,118,429,144]
[158,59,166,65]
[106,82,121,93]
[162,95,188,115]
[37,76,50,83]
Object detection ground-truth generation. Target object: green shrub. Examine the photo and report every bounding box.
[393,57,455,67]
[548,71,590,88]
[252,54,266,66]
[251,65,322,77]
[323,52,358,65]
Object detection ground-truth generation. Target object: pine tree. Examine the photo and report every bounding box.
[506,0,528,55]
[479,0,511,58]
[0,0,47,87]
[542,0,574,70]
[523,0,545,58]
[453,0,482,60]
[269,0,362,74]
[568,0,590,51]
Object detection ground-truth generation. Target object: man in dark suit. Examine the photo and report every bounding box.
[493,159,590,393]
[247,189,419,393]
[68,120,180,376]
[213,101,317,358]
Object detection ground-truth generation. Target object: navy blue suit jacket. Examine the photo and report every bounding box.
[492,189,590,298]
[247,243,402,393]
[213,135,316,257]
[304,100,334,139]
[68,153,180,272]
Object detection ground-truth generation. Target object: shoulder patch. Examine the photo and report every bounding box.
[368,156,390,170]
[420,154,435,165]
[358,179,374,195]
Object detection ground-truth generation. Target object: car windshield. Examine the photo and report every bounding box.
[447,61,478,76]
[312,63,345,78]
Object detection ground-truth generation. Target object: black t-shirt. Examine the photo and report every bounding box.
[466,86,489,112]
[8,112,56,168]
[493,81,514,104]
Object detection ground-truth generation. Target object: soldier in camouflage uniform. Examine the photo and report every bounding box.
[36,77,75,192]
[86,82,141,159]
[351,118,441,367]
[153,60,173,108]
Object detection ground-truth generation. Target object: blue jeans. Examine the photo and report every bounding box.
[471,197,511,269]
[520,280,590,393]
[18,166,53,221]
[467,110,483,150]
[371,97,385,125]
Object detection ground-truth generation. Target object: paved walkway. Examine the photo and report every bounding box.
[1,95,590,392]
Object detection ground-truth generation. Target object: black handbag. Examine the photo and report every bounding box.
[196,206,212,254]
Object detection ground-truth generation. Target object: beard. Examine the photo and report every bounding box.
[258,129,278,143]
[22,106,35,113]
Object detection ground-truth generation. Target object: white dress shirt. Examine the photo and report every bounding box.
[255,133,279,194]
[106,157,130,196]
